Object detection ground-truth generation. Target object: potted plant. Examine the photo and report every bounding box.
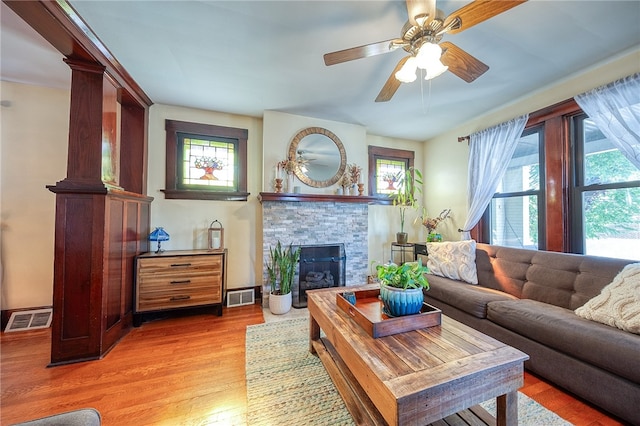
[391,167,423,244]
[421,208,451,242]
[267,241,301,315]
[374,259,430,317]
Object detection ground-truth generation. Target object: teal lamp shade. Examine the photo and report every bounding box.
[149,227,170,253]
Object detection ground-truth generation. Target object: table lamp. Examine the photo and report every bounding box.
[149,227,170,253]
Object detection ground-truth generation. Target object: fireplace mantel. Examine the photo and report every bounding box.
[258,192,391,205]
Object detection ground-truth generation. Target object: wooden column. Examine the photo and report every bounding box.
[47,60,152,365]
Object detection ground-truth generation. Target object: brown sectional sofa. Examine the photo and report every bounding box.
[423,243,639,425]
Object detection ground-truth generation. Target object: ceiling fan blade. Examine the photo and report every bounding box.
[375,56,410,103]
[324,39,398,66]
[444,0,527,35]
[440,41,489,83]
[406,0,436,27]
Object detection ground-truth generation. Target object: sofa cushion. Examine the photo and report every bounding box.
[427,240,478,284]
[575,263,640,334]
[425,274,517,319]
[487,299,640,383]
[475,243,634,310]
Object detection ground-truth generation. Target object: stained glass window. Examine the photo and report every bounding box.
[164,120,249,201]
[367,146,414,197]
[376,158,406,195]
[179,134,236,190]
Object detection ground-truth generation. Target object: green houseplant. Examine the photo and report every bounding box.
[267,241,301,315]
[391,167,423,244]
[374,259,430,317]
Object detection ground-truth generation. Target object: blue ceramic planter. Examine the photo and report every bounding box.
[380,284,424,316]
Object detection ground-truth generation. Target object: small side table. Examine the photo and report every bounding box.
[414,242,428,260]
[390,242,414,264]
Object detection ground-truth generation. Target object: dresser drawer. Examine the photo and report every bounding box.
[137,255,221,276]
[137,271,222,290]
[137,285,222,312]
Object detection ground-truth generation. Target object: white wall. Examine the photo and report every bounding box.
[423,48,640,242]
[366,134,425,265]
[262,111,367,194]
[148,104,264,290]
[0,81,69,310]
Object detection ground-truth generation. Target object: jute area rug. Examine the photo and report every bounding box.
[246,317,571,426]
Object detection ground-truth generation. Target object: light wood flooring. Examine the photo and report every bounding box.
[0,304,626,425]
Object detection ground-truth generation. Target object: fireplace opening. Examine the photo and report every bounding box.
[293,243,346,308]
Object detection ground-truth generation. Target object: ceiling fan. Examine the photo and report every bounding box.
[323,0,527,102]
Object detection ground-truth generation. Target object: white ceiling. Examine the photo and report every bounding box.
[2,1,639,141]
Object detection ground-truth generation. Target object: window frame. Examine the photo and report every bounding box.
[367,146,415,198]
[476,98,640,259]
[570,112,640,254]
[163,119,249,201]
[481,125,546,249]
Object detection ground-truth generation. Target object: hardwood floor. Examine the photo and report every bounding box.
[0,305,625,425]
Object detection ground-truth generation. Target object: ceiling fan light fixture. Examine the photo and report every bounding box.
[395,56,418,83]
[415,42,443,70]
[424,61,448,80]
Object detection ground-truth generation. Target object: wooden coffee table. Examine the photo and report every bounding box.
[307,284,529,426]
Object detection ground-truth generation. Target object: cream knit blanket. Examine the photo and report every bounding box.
[575,263,640,334]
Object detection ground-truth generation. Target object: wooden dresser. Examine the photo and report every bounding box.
[134,249,227,326]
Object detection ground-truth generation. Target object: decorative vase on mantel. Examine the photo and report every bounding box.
[286,173,294,193]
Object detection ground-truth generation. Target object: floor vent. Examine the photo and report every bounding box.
[227,289,255,307]
[4,308,53,332]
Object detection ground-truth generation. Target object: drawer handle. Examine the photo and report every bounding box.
[170,295,191,301]
[170,280,191,285]
[170,263,192,267]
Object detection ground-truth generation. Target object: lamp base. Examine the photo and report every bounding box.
[155,241,165,254]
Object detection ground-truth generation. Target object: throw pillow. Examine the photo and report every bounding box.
[426,240,478,285]
[575,263,640,334]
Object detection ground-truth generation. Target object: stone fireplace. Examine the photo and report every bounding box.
[261,197,369,307]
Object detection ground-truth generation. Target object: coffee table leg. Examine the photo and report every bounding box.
[309,315,320,354]
[496,391,518,426]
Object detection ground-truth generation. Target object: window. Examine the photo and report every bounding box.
[368,146,414,197]
[477,99,640,260]
[485,127,544,249]
[571,114,640,259]
[163,120,249,201]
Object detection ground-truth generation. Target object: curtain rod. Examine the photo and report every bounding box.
[457,136,469,143]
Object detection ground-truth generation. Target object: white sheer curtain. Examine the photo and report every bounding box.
[460,115,529,240]
[575,73,640,169]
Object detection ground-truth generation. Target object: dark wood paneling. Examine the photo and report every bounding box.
[64,59,105,184]
[544,116,568,252]
[51,194,105,364]
[105,199,124,331]
[120,103,147,194]
[48,192,152,365]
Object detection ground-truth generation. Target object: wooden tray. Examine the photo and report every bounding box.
[336,288,441,338]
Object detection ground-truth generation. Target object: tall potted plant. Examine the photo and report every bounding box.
[391,167,423,244]
[267,241,301,315]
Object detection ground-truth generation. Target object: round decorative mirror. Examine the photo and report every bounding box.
[288,127,347,188]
